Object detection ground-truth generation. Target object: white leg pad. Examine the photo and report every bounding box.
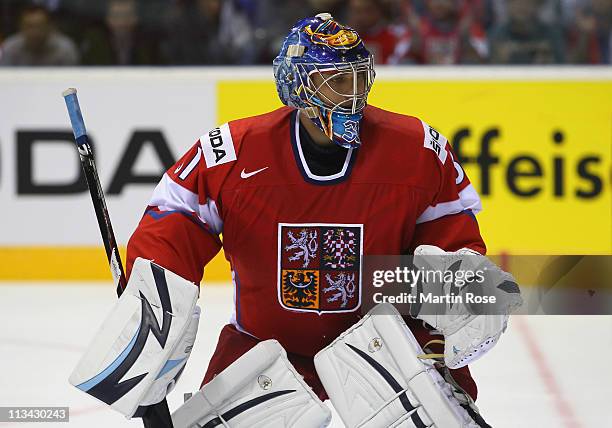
[314,303,479,428]
[172,340,331,428]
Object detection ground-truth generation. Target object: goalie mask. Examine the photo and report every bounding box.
[273,13,375,149]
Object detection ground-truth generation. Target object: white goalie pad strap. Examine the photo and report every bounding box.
[314,303,479,428]
[172,340,331,428]
[69,257,199,417]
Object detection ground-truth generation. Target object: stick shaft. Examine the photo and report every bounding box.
[63,88,127,295]
[63,89,173,427]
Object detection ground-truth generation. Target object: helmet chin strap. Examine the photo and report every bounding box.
[304,106,363,149]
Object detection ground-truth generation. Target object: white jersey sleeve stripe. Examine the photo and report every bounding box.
[149,173,223,234]
[150,174,197,212]
[178,147,202,180]
[199,198,223,234]
[416,184,482,224]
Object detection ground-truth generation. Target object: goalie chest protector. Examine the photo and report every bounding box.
[149,105,483,358]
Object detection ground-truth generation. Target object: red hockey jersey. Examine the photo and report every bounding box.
[126,105,485,358]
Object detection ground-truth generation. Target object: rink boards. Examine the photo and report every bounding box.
[0,67,610,281]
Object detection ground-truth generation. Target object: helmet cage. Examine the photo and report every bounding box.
[294,56,375,115]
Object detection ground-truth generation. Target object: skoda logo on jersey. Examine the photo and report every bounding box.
[208,129,226,163]
[277,223,363,314]
[201,123,237,168]
[421,121,448,164]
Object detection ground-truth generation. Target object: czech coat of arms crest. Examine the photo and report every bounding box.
[278,223,363,313]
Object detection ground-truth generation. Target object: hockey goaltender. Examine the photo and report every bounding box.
[69,13,522,428]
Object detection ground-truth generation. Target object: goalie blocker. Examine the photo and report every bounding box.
[69,258,200,418]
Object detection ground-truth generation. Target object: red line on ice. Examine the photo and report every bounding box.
[515,316,582,428]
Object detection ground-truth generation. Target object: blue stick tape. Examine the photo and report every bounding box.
[63,89,87,140]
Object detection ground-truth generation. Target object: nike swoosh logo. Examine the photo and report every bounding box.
[241,167,268,179]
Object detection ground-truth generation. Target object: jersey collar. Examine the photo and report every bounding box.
[289,109,358,185]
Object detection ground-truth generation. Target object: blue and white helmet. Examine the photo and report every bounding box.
[273,13,375,148]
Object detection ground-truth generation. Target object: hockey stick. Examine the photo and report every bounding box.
[62,88,174,428]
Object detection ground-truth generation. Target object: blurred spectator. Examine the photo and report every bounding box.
[347,0,413,64]
[403,0,495,29]
[163,0,255,65]
[80,0,161,65]
[567,0,611,63]
[1,1,21,42]
[248,0,312,64]
[0,4,79,65]
[410,0,488,64]
[489,0,565,64]
[465,0,494,29]
[36,1,100,48]
[0,0,607,66]
[490,0,563,27]
[251,0,349,64]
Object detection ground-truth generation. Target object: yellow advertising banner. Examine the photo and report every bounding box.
[217,79,612,258]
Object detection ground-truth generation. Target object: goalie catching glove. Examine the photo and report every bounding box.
[69,258,200,418]
[411,245,523,368]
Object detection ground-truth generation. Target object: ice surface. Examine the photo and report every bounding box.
[0,283,610,427]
